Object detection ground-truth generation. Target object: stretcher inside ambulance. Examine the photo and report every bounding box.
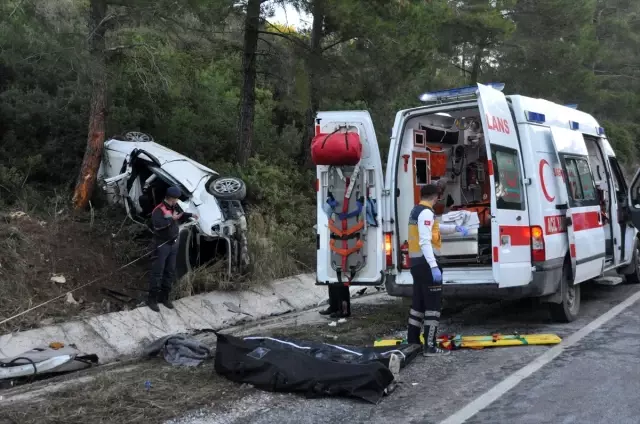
[313,83,640,322]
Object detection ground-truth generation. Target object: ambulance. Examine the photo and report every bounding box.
[312,82,640,322]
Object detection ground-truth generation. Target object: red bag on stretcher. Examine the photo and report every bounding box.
[311,132,362,166]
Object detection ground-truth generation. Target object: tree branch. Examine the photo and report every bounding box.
[322,37,355,52]
[104,43,147,53]
[452,63,471,74]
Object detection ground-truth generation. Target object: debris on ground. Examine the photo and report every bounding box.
[0,343,98,386]
[50,274,66,284]
[65,292,78,305]
[143,334,212,367]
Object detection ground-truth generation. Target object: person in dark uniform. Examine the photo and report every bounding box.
[406,184,467,356]
[148,186,198,312]
[318,284,350,318]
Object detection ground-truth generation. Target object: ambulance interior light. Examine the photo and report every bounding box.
[419,83,505,103]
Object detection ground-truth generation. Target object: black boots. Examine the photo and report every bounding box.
[319,285,351,318]
[423,324,450,357]
[147,289,174,312]
[147,290,160,312]
[330,299,351,318]
[159,289,175,309]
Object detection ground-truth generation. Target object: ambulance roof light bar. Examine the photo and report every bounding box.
[565,104,578,109]
[418,83,505,104]
[526,111,546,123]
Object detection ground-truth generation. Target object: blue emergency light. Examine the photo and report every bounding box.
[526,111,546,123]
[418,83,505,103]
[565,104,578,109]
[597,126,606,135]
[570,121,580,130]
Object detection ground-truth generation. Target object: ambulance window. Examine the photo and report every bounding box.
[415,158,428,185]
[564,157,597,206]
[491,146,524,211]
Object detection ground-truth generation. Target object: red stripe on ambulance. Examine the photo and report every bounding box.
[572,211,601,231]
[499,225,530,246]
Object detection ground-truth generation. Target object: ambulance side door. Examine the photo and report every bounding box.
[314,111,387,285]
[476,83,533,288]
[549,127,606,283]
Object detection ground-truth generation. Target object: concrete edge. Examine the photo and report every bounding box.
[0,273,381,365]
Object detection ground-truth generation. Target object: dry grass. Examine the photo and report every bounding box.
[0,200,315,333]
[0,201,149,334]
[0,360,246,424]
[175,208,315,297]
[266,300,411,346]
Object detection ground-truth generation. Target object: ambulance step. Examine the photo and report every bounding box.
[593,276,624,286]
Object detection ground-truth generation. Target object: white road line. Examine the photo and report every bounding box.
[439,289,640,424]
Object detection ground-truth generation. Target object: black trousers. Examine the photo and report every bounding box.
[149,241,179,294]
[407,262,443,345]
[328,284,351,314]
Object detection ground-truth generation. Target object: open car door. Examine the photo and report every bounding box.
[314,111,386,285]
[627,169,640,229]
[477,83,533,288]
[549,127,606,283]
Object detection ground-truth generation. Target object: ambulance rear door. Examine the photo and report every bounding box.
[549,127,606,283]
[314,111,387,286]
[476,83,533,288]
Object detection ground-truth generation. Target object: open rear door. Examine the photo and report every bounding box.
[549,127,606,283]
[477,83,532,288]
[314,111,386,285]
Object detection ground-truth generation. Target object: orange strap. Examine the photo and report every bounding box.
[330,239,364,256]
[328,219,364,237]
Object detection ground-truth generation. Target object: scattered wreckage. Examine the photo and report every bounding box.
[0,343,98,388]
[98,132,250,279]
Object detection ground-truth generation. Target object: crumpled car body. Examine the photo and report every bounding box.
[97,132,249,278]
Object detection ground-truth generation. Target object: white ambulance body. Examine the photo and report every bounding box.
[315,83,640,322]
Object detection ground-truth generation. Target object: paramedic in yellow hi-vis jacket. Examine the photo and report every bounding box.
[407,184,468,356]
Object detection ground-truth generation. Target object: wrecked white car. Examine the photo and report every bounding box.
[98,132,249,278]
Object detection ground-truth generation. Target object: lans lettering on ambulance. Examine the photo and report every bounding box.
[312,82,640,323]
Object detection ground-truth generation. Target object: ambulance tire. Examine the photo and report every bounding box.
[549,262,580,323]
[622,243,640,284]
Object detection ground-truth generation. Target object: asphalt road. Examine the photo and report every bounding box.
[170,280,640,424]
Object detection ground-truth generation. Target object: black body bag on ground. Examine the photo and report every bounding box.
[214,333,420,404]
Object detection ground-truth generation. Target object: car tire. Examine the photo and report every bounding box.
[123,131,153,142]
[622,241,640,284]
[209,177,247,201]
[549,262,581,323]
[175,228,193,280]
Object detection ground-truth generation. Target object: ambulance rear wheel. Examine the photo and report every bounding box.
[549,263,580,323]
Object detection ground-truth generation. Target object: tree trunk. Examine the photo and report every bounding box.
[299,0,324,167]
[72,0,108,210]
[470,43,485,84]
[235,0,261,167]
